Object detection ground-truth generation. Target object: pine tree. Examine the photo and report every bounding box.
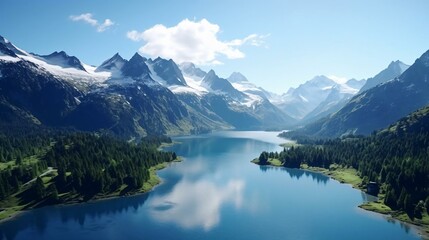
[33,177,46,200]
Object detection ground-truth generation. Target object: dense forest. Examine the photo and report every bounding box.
[260,106,429,218]
[0,125,176,204]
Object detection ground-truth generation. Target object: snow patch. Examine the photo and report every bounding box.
[18,54,111,84]
[327,75,348,84]
[147,62,167,86]
[241,93,263,108]
[231,82,260,92]
[169,85,204,96]
[182,76,209,94]
[322,86,333,91]
[74,97,81,104]
[299,94,309,102]
[0,53,21,62]
[337,84,358,94]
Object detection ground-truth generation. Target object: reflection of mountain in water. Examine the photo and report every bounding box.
[259,166,329,184]
[0,193,150,240]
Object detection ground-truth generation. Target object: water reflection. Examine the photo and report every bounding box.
[149,179,245,231]
[259,165,329,184]
[360,191,377,203]
[0,193,149,240]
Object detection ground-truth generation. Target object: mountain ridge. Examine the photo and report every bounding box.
[0,35,295,138]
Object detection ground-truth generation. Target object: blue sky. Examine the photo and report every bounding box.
[1,0,428,93]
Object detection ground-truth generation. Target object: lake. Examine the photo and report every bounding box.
[0,131,421,240]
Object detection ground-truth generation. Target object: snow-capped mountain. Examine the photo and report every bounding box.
[0,35,295,138]
[272,75,365,120]
[95,53,126,72]
[147,57,187,86]
[0,36,27,56]
[292,53,428,138]
[302,78,365,123]
[228,72,273,100]
[177,63,296,128]
[35,51,86,71]
[121,53,151,79]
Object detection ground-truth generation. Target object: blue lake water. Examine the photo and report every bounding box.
[0,131,421,240]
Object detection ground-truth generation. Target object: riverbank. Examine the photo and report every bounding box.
[251,159,429,239]
[0,157,182,223]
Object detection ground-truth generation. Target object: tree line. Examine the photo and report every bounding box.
[0,126,176,202]
[260,130,429,217]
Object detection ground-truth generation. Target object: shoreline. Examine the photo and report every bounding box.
[251,158,429,239]
[0,157,183,224]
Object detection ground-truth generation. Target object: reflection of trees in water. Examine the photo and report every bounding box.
[0,193,150,240]
[385,216,412,234]
[360,191,378,203]
[258,166,329,184]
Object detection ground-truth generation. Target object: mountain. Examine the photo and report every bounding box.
[272,75,364,120]
[301,78,366,123]
[178,64,296,129]
[180,62,207,78]
[228,72,273,100]
[295,50,429,137]
[359,60,409,93]
[35,51,86,71]
[201,70,245,99]
[121,53,151,79]
[147,57,187,86]
[0,35,295,138]
[0,60,82,126]
[382,104,429,135]
[0,36,26,56]
[95,53,126,72]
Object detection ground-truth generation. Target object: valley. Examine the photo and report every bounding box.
[1,4,429,238]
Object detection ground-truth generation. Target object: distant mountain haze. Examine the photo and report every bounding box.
[292,51,428,138]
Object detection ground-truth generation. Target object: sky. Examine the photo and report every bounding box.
[1,0,428,93]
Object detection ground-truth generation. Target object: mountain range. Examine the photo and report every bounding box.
[0,35,294,139]
[290,52,428,137]
[1,34,425,140]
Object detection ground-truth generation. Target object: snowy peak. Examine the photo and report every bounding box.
[228,72,248,83]
[147,57,187,86]
[96,53,126,72]
[179,62,207,78]
[274,75,364,119]
[202,70,244,99]
[121,52,151,79]
[307,75,337,88]
[37,51,86,71]
[0,35,27,56]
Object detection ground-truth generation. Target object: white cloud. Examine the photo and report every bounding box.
[127,19,268,65]
[70,13,115,32]
[97,19,115,32]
